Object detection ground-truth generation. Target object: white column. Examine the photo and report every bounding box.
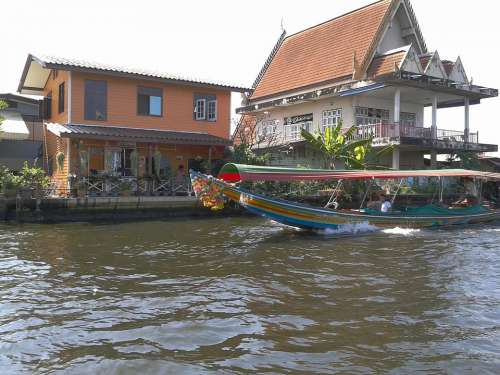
[392,147,400,169]
[394,88,401,123]
[464,96,470,142]
[431,95,438,139]
[394,88,401,138]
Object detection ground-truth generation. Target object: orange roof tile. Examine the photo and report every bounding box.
[367,50,406,78]
[442,60,454,76]
[251,0,393,100]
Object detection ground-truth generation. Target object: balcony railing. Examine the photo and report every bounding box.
[350,123,478,144]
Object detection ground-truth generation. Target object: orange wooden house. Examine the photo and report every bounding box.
[17,54,249,196]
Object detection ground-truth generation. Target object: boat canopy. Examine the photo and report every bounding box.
[217,163,500,183]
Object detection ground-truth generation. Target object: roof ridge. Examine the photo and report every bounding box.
[68,123,211,136]
[285,0,390,40]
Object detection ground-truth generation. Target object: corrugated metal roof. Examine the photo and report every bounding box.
[29,54,250,92]
[0,110,30,140]
[48,123,232,146]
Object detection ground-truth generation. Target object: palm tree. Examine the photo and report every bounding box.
[300,120,392,169]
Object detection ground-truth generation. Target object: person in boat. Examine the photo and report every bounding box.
[451,177,479,208]
[366,192,383,211]
[381,196,392,213]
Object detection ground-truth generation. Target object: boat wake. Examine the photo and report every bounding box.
[382,227,421,236]
[321,222,380,236]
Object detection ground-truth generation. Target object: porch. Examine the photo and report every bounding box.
[45,123,230,197]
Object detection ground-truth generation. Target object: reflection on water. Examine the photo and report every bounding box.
[0,218,499,374]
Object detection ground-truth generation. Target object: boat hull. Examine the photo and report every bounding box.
[191,172,500,230]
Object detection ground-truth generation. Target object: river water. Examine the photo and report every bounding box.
[0,217,499,374]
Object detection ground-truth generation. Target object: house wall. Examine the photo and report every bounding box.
[45,129,70,193]
[43,70,69,124]
[69,72,231,139]
[253,93,425,146]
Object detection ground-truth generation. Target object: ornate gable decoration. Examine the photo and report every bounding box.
[448,56,468,84]
[399,45,423,74]
[422,51,447,79]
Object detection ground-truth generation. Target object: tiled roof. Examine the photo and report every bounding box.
[49,123,231,146]
[419,54,431,70]
[441,60,454,76]
[250,0,393,100]
[367,50,406,78]
[28,54,250,92]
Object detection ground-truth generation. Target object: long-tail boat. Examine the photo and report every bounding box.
[190,164,500,230]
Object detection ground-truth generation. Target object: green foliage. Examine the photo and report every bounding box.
[446,152,481,170]
[300,120,390,169]
[0,162,50,194]
[231,144,269,166]
[56,152,65,171]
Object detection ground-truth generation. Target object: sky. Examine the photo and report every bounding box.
[2,0,499,155]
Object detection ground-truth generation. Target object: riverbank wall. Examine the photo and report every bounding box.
[0,196,244,223]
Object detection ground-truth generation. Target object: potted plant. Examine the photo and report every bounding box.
[119,180,133,197]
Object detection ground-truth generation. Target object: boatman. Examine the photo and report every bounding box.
[381,197,392,213]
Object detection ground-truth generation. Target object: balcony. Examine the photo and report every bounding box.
[349,123,496,152]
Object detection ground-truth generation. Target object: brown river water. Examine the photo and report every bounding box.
[0,217,499,374]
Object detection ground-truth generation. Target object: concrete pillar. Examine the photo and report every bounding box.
[394,88,401,137]
[430,150,437,168]
[464,96,470,142]
[392,147,400,170]
[431,95,438,139]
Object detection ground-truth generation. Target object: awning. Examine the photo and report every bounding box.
[338,82,386,97]
[217,163,500,182]
[0,111,30,140]
[46,123,232,146]
[0,140,42,170]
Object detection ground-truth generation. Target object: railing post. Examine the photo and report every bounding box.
[432,96,438,140]
[464,96,470,143]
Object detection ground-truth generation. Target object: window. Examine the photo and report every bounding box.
[207,100,217,121]
[400,112,416,127]
[84,80,107,121]
[137,86,162,116]
[42,92,52,120]
[355,106,389,126]
[58,82,65,113]
[258,119,278,138]
[284,113,313,140]
[193,94,216,121]
[52,69,58,80]
[322,109,342,132]
[195,99,206,120]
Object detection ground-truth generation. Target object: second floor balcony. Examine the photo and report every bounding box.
[349,122,496,153]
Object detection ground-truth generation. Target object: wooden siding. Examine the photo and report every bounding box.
[70,72,231,139]
[45,127,70,193]
[43,70,68,124]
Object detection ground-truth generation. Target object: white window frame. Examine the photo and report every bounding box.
[285,121,312,140]
[322,108,342,133]
[207,100,217,121]
[355,106,389,126]
[258,119,278,138]
[195,99,206,120]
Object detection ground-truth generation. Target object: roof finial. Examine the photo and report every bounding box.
[280,17,285,33]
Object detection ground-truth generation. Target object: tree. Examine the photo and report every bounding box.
[0,100,7,136]
[300,119,392,169]
[445,152,481,170]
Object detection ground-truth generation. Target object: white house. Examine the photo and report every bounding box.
[235,0,498,169]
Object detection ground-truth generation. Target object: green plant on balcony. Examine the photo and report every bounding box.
[118,180,134,196]
[56,152,65,171]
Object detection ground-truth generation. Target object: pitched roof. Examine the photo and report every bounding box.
[47,123,232,146]
[367,50,407,78]
[419,54,431,70]
[250,0,393,100]
[19,54,250,95]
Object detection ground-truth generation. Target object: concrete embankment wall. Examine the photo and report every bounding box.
[0,196,243,223]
